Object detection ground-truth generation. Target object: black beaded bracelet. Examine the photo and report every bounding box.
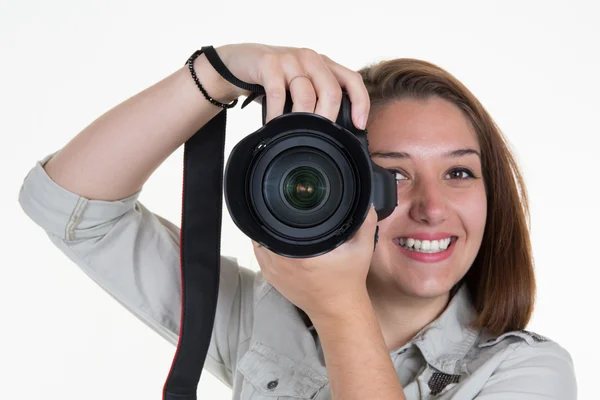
[186,50,238,109]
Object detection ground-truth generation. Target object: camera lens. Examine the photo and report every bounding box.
[260,146,344,228]
[282,166,328,211]
[225,104,396,257]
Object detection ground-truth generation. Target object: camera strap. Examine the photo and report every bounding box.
[162,47,264,400]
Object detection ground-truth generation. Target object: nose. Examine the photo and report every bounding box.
[408,177,448,225]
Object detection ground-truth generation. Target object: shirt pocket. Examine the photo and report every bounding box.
[237,342,328,400]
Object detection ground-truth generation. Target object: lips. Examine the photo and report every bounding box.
[393,235,457,263]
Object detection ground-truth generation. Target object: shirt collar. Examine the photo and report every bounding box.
[410,284,480,374]
[296,283,479,374]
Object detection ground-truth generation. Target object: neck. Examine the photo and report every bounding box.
[366,275,451,353]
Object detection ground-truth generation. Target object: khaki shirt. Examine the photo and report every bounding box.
[19,153,577,399]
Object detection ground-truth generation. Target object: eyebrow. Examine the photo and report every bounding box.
[369,148,481,159]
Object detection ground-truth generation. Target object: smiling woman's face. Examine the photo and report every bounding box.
[367,97,487,300]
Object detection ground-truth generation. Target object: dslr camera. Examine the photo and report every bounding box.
[224,92,398,258]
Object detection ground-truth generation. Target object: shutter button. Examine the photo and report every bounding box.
[267,379,279,390]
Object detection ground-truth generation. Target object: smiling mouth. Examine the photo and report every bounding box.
[392,236,458,254]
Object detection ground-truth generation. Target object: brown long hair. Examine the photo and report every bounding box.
[357,59,535,336]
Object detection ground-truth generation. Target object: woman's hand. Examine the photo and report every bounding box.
[252,206,378,320]
[213,43,370,129]
[214,43,374,317]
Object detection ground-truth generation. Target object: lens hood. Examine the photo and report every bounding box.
[224,92,397,258]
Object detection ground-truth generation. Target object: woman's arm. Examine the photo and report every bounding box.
[43,52,238,201]
[310,290,407,400]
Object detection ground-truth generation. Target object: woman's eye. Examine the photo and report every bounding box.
[446,168,475,179]
[388,169,408,180]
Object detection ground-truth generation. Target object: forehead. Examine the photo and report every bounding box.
[366,97,480,156]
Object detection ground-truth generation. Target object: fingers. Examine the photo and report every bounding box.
[281,49,340,122]
[321,54,371,130]
[295,49,342,123]
[252,240,277,258]
[259,54,287,124]
[252,240,268,267]
[258,47,370,128]
[280,54,316,114]
[348,205,379,246]
[289,75,316,113]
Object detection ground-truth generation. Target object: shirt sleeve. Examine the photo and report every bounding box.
[475,340,577,399]
[18,153,255,388]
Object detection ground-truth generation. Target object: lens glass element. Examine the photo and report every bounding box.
[283,167,328,210]
[260,146,346,229]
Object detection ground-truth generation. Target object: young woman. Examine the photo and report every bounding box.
[18,43,576,399]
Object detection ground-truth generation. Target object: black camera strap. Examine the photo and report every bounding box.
[162,47,264,400]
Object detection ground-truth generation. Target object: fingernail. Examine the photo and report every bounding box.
[358,116,367,129]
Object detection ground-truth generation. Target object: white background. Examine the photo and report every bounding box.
[2,0,598,398]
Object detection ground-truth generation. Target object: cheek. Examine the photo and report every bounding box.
[375,207,405,239]
[452,186,487,238]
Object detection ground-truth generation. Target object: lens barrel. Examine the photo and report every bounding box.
[224,93,397,258]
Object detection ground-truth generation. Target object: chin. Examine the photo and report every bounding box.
[369,238,470,300]
[394,278,457,300]
[369,256,464,301]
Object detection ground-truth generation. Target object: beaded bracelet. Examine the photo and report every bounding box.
[186,50,238,109]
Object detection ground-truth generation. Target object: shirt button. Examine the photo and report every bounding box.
[267,379,279,390]
[398,349,407,354]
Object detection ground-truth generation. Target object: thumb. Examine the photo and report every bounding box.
[349,205,379,245]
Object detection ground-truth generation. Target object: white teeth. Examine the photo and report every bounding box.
[394,237,453,253]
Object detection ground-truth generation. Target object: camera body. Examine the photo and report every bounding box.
[224,92,397,258]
